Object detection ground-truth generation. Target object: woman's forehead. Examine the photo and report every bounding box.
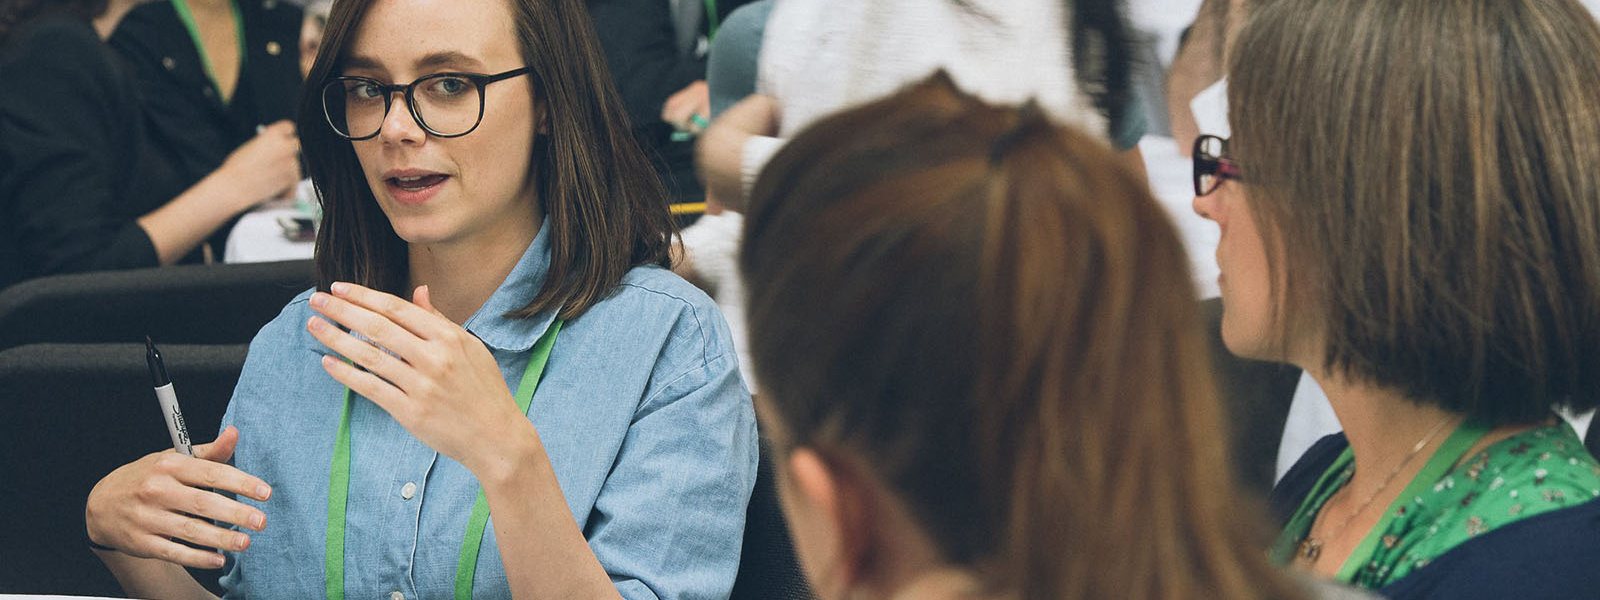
[344,0,521,74]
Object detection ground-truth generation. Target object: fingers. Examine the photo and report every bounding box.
[163,452,273,503]
[325,282,454,342]
[320,354,415,419]
[412,285,447,319]
[306,314,425,394]
[194,425,240,463]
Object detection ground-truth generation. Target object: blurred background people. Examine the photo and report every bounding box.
[0,0,300,290]
[108,0,305,257]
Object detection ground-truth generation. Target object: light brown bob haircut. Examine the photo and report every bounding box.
[1228,0,1600,424]
[741,73,1308,600]
[298,0,674,320]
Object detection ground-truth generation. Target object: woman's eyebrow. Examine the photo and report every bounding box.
[415,50,487,71]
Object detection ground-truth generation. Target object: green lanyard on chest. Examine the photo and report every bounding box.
[169,0,246,105]
[1273,420,1491,579]
[325,319,563,600]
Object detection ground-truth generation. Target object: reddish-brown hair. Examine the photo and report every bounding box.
[742,73,1306,600]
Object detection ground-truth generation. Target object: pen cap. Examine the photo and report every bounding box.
[145,336,171,388]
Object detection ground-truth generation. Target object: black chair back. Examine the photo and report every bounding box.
[729,440,815,600]
[0,260,314,352]
[0,343,246,595]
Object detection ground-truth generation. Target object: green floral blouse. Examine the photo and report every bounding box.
[1276,421,1600,589]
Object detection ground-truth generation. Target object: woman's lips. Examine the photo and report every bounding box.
[384,174,449,205]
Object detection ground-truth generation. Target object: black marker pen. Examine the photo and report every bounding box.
[146,336,193,456]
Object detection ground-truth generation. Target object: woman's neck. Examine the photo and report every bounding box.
[880,568,1009,600]
[1308,369,1464,495]
[407,213,542,325]
[92,0,145,38]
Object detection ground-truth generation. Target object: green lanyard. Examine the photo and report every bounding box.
[1273,420,1491,578]
[325,319,563,600]
[168,0,246,105]
[703,0,720,41]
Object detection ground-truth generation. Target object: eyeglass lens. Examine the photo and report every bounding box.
[1194,136,1227,196]
[323,75,482,139]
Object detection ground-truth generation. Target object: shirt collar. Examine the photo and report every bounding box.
[460,218,559,352]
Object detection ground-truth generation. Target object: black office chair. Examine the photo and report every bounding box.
[1200,297,1304,497]
[729,439,815,600]
[0,259,315,352]
[0,343,247,595]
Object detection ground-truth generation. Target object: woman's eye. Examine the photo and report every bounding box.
[349,82,383,100]
[427,77,471,96]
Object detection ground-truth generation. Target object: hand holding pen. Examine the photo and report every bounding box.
[82,340,273,569]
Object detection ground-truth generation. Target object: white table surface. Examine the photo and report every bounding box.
[225,181,317,264]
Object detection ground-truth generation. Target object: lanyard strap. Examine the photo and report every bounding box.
[168,0,246,105]
[702,0,719,41]
[1333,419,1490,580]
[326,319,563,600]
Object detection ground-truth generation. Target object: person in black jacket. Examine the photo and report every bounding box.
[585,0,756,206]
[0,0,300,291]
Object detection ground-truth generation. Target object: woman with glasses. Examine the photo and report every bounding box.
[0,0,301,290]
[1195,0,1600,597]
[83,0,757,597]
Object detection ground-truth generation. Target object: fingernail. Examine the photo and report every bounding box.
[212,553,226,568]
[309,293,327,309]
[253,513,266,529]
[330,282,349,295]
[257,484,272,500]
[321,355,337,369]
[306,316,322,331]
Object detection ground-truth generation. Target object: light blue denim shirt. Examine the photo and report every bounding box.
[218,221,758,600]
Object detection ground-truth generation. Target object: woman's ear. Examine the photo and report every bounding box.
[782,448,877,600]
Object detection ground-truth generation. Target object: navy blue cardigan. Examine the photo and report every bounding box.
[1272,434,1600,600]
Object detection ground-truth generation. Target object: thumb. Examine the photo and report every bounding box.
[413,285,446,318]
[195,425,241,463]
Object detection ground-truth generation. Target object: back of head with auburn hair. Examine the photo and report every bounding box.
[741,73,1306,600]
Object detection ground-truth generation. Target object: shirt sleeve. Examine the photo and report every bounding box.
[0,22,160,277]
[585,344,759,600]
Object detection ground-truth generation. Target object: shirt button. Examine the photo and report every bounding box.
[161,57,176,71]
[400,482,417,500]
[390,592,404,600]
[266,41,281,56]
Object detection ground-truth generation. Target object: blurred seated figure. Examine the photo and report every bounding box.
[0,0,301,290]
[586,0,759,207]
[109,0,304,252]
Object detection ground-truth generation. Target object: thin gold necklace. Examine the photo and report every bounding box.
[1296,415,1456,565]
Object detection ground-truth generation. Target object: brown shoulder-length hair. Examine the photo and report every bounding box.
[1228,0,1600,424]
[742,73,1307,600]
[298,0,673,320]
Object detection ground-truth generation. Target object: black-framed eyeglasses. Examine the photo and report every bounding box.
[320,67,533,140]
[1193,134,1243,196]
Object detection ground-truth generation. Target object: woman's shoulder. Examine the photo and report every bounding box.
[611,264,722,320]
[1379,496,1600,599]
[247,288,317,348]
[1,16,103,70]
[584,265,736,367]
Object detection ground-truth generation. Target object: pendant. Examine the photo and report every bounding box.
[1299,537,1323,562]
